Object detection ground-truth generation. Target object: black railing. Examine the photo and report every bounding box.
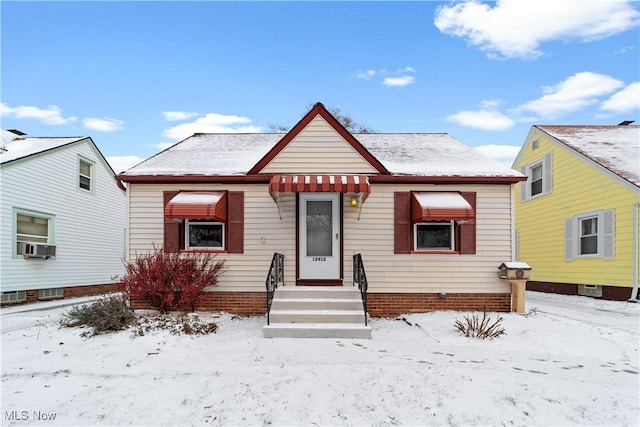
[352,253,368,326]
[265,252,284,325]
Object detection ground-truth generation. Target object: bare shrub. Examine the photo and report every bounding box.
[454,309,506,339]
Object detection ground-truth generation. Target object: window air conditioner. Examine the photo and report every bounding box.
[23,243,56,259]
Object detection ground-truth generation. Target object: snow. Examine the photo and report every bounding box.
[1,292,638,426]
[122,132,524,178]
[0,137,86,164]
[537,125,640,187]
[499,262,532,270]
[168,192,225,205]
[412,192,472,209]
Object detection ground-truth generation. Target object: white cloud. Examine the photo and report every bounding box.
[162,111,200,121]
[382,76,415,87]
[356,70,376,80]
[106,155,145,174]
[474,144,522,167]
[516,72,624,118]
[446,109,514,131]
[0,103,77,125]
[434,0,640,59]
[601,82,640,112]
[83,117,124,132]
[163,112,261,141]
[153,142,177,151]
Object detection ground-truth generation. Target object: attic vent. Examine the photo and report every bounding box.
[617,120,634,126]
[577,284,602,298]
[532,139,540,150]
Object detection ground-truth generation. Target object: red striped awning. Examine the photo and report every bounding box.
[411,192,474,223]
[269,175,370,202]
[164,192,227,222]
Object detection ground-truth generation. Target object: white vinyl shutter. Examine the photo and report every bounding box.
[543,152,553,194]
[565,218,574,260]
[521,166,529,201]
[603,210,615,259]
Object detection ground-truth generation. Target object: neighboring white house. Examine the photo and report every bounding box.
[0,129,126,304]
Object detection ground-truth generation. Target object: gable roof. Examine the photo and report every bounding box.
[120,103,522,183]
[0,134,89,164]
[248,102,390,175]
[534,125,640,188]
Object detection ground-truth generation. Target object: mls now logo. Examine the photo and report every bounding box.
[5,410,57,421]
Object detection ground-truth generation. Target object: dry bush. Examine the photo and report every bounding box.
[454,309,506,339]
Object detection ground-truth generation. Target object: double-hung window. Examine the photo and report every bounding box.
[15,209,55,256]
[565,210,615,260]
[79,157,94,192]
[522,152,552,200]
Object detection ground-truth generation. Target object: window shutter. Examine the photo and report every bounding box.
[564,218,573,260]
[460,192,476,254]
[163,191,181,253]
[394,192,411,254]
[521,166,529,201]
[603,210,615,259]
[543,152,553,194]
[227,191,244,254]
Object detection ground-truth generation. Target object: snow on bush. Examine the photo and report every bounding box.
[454,309,506,339]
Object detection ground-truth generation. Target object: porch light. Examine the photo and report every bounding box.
[351,197,359,207]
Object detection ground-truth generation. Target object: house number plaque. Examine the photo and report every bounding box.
[312,257,327,262]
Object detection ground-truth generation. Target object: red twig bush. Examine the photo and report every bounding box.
[118,248,226,313]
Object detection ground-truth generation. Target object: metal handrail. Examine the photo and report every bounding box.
[353,253,368,326]
[265,252,284,325]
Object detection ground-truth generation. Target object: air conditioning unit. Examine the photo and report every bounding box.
[22,243,56,259]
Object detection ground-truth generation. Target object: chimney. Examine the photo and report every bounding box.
[617,120,635,126]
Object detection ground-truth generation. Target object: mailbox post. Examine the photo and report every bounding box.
[498,262,532,314]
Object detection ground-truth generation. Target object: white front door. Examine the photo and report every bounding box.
[298,193,340,280]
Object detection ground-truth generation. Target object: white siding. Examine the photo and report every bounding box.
[260,116,379,174]
[128,182,513,294]
[1,141,126,291]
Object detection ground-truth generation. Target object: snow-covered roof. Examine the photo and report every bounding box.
[0,134,88,164]
[535,125,640,187]
[121,132,522,178]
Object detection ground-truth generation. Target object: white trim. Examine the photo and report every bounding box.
[521,152,552,201]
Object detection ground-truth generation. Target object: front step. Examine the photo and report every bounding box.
[263,286,371,339]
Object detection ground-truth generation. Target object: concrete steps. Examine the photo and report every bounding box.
[263,286,371,339]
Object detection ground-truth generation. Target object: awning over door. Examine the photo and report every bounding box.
[269,175,371,203]
[164,191,227,222]
[411,192,474,222]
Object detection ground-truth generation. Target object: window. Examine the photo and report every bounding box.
[565,210,614,260]
[79,158,93,191]
[530,163,543,196]
[1,291,26,303]
[579,216,598,255]
[521,152,552,200]
[38,288,64,300]
[414,221,454,251]
[394,192,476,255]
[185,221,224,249]
[15,210,55,256]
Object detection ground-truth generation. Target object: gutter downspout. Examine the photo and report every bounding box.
[630,201,640,302]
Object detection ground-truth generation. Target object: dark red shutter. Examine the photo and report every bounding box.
[394,192,411,254]
[227,191,244,253]
[163,191,181,253]
[460,192,476,254]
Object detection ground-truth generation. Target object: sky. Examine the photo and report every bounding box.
[1,1,639,173]
[1,291,638,425]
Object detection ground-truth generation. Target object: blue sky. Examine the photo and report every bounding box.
[2,1,639,173]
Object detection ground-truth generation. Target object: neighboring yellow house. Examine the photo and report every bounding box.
[513,123,640,301]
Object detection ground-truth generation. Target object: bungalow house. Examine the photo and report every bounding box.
[117,102,525,335]
[513,123,640,301]
[0,129,126,305]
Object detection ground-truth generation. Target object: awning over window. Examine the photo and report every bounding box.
[269,175,371,202]
[164,192,227,222]
[411,192,474,223]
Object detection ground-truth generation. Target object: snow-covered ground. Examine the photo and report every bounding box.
[1,292,638,426]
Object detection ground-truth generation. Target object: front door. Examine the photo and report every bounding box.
[298,193,341,281]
